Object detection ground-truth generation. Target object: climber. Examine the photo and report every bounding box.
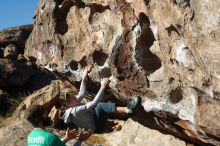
[25,104,92,146]
[61,67,142,133]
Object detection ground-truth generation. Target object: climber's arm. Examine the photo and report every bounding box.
[76,68,89,101]
[85,78,108,110]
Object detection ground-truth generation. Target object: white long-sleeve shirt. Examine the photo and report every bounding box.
[62,79,105,131]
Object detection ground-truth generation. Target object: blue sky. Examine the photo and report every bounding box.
[0,0,38,30]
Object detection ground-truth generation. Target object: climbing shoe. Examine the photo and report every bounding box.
[127,96,142,116]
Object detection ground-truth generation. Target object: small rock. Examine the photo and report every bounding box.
[4,44,19,60]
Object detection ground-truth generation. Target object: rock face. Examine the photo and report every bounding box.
[0,25,33,53]
[25,0,220,145]
[101,118,188,146]
[0,25,35,89]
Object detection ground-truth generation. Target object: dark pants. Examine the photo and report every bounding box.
[94,102,116,133]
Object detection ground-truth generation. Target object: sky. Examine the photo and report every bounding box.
[0,0,38,30]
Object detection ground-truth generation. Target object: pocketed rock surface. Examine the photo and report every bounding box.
[12,0,220,145]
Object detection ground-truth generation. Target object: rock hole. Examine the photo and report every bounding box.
[93,51,108,66]
[168,77,175,83]
[88,4,110,23]
[136,13,161,75]
[55,0,64,5]
[75,0,86,8]
[68,60,78,71]
[169,87,183,104]
[144,0,151,6]
[165,24,181,36]
[29,56,37,64]
[49,63,58,70]
[54,0,74,35]
[118,76,125,81]
[55,0,86,35]
[139,12,150,26]
[79,56,87,68]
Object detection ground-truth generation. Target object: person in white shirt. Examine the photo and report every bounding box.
[61,67,142,133]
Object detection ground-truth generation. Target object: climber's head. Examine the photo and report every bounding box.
[25,104,49,127]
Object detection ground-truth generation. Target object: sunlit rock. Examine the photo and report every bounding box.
[24,0,220,145]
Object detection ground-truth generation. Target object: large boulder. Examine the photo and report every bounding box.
[0,25,33,53]
[24,0,220,145]
[100,118,189,146]
[13,80,61,121]
[13,79,78,121]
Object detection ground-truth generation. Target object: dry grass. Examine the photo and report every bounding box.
[0,91,29,127]
[86,134,108,145]
[0,117,14,127]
